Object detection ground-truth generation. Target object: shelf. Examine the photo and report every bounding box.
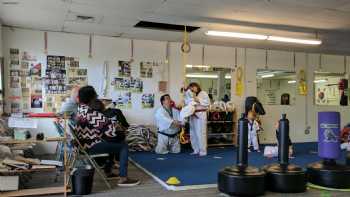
[208,121,235,123]
[208,143,235,147]
[0,186,70,197]
[0,137,66,145]
[208,133,235,136]
[0,167,57,175]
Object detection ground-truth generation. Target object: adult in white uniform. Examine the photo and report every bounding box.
[187,83,210,156]
[155,94,182,154]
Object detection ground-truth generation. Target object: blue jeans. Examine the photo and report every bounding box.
[88,141,128,177]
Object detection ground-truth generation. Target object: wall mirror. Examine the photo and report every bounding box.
[0,57,3,115]
[314,72,348,106]
[257,69,297,105]
[185,65,232,103]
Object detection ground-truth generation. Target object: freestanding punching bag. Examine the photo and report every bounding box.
[263,114,306,193]
[307,111,350,188]
[218,113,265,196]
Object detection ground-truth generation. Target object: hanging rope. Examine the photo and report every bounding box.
[181,26,189,92]
[180,26,190,145]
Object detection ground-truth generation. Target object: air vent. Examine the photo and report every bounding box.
[2,1,19,5]
[76,15,96,23]
[134,21,200,32]
[65,11,103,24]
[77,15,94,21]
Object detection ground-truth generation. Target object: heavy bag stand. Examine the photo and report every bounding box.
[263,114,307,193]
[307,111,350,189]
[218,113,265,196]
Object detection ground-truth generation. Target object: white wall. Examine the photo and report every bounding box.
[2,27,350,145]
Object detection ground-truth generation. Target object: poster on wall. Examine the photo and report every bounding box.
[10,48,20,67]
[44,95,66,113]
[67,68,88,86]
[22,51,37,62]
[10,77,20,88]
[118,61,131,77]
[141,93,154,108]
[140,62,153,78]
[29,63,42,76]
[263,89,276,105]
[9,95,22,113]
[65,57,79,68]
[114,92,132,109]
[111,77,143,92]
[45,55,67,94]
[30,94,43,108]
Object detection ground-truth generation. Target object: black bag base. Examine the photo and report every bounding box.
[218,165,265,196]
[263,163,307,193]
[307,161,350,189]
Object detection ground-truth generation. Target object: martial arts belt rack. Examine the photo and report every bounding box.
[0,114,70,197]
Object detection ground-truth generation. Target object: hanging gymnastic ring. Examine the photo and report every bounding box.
[181,42,191,53]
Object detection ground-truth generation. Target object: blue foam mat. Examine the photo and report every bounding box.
[129,143,347,190]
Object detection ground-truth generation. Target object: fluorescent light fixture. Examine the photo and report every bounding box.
[206,30,267,40]
[314,79,327,83]
[287,80,297,84]
[267,36,322,45]
[205,30,322,45]
[225,74,231,79]
[261,74,275,78]
[186,64,210,68]
[186,74,218,78]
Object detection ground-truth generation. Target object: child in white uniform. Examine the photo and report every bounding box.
[247,112,261,152]
[245,96,265,153]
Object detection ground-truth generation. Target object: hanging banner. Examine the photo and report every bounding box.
[235,66,244,96]
[298,69,307,96]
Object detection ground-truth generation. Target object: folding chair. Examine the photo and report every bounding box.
[53,120,112,189]
[67,122,112,189]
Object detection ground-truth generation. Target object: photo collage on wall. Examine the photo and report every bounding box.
[111,77,143,93]
[44,56,87,113]
[9,48,43,112]
[110,60,157,109]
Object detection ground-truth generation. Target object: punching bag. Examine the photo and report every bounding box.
[318,112,340,160]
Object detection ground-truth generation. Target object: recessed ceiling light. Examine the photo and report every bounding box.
[206,30,322,45]
[206,31,267,40]
[261,74,275,78]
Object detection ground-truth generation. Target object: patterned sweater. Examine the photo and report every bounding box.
[75,104,122,149]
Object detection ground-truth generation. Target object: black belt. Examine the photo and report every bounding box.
[158,131,179,138]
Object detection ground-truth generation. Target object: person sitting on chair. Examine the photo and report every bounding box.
[75,86,140,187]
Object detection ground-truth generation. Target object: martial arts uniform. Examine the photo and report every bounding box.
[248,119,260,151]
[155,106,182,154]
[189,91,210,156]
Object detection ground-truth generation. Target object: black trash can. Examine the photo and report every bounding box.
[71,166,95,195]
